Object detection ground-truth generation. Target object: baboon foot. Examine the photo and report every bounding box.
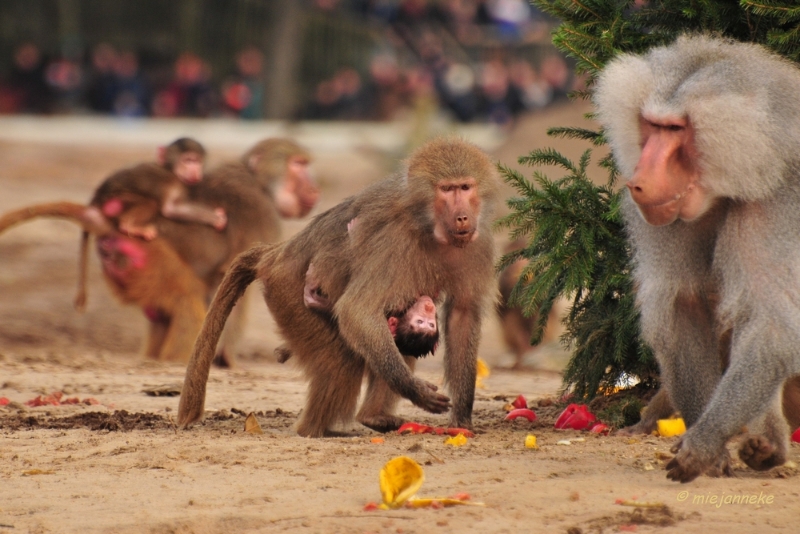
[666,440,731,483]
[616,419,657,437]
[275,346,291,364]
[739,434,786,471]
[212,351,234,368]
[358,414,405,433]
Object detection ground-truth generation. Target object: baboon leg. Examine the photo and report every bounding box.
[74,231,90,311]
[443,302,482,429]
[296,347,366,438]
[739,393,789,471]
[144,320,169,359]
[357,356,416,432]
[617,388,676,436]
[158,297,207,362]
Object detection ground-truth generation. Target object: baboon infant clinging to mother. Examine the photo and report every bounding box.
[595,34,800,482]
[178,137,500,437]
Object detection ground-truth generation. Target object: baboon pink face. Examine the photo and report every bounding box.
[627,116,712,226]
[274,155,320,219]
[433,177,481,247]
[173,152,204,185]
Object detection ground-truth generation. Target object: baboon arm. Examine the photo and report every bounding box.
[161,186,221,227]
[442,301,483,429]
[335,294,451,414]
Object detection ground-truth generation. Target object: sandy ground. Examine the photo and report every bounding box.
[1,106,798,534]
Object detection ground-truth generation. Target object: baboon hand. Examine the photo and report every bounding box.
[410,378,450,414]
[213,208,227,231]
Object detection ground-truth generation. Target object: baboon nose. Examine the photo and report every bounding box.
[424,302,435,313]
[457,215,469,224]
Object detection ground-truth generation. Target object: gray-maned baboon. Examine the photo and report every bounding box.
[178,137,500,437]
[594,34,800,482]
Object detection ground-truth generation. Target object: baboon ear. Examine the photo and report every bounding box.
[247,153,262,173]
[388,316,399,336]
[157,146,167,165]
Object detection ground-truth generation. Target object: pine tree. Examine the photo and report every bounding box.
[498,0,800,398]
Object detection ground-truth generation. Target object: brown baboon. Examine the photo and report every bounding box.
[1,138,318,364]
[594,35,800,482]
[73,138,219,311]
[0,203,206,362]
[177,137,500,437]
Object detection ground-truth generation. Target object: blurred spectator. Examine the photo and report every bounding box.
[478,58,513,125]
[540,53,571,103]
[111,50,149,117]
[363,53,404,120]
[45,55,83,112]
[485,0,532,40]
[86,43,118,113]
[508,57,551,111]
[221,47,264,119]
[1,42,53,113]
[152,52,215,117]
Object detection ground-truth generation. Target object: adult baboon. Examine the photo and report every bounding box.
[594,35,800,482]
[178,137,500,436]
[0,138,318,364]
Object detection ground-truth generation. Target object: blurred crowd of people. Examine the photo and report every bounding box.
[0,41,263,119]
[0,0,580,125]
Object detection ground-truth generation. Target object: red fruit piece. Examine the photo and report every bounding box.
[504,408,537,422]
[0,397,9,406]
[398,422,434,435]
[792,427,800,443]
[589,423,610,434]
[363,502,380,511]
[554,404,597,430]
[512,394,527,410]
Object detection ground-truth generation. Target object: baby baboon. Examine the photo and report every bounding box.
[92,138,224,241]
[595,35,800,482]
[178,137,500,436]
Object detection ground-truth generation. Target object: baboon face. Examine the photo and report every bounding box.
[627,115,710,226]
[432,177,481,248]
[173,152,205,185]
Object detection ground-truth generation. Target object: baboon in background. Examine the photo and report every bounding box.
[0,138,318,364]
[594,35,800,482]
[74,137,217,311]
[0,203,207,361]
[156,138,319,366]
[178,138,501,437]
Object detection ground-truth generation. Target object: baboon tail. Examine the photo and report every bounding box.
[0,202,113,236]
[177,243,275,428]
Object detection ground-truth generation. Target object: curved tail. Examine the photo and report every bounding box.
[177,243,278,428]
[0,201,113,236]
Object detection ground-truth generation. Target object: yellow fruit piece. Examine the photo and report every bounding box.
[379,456,425,508]
[525,434,538,449]
[656,418,686,437]
[444,433,468,447]
[476,358,490,388]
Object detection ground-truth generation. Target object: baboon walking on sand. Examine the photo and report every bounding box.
[595,35,800,482]
[178,138,501,437]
